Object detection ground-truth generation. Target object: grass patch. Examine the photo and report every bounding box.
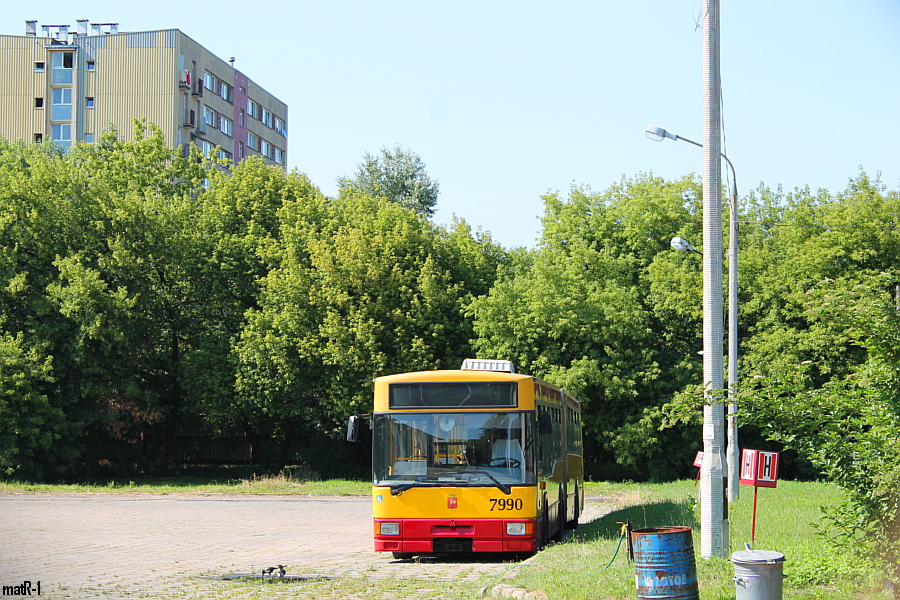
[503,480,891,600]
[0,473,371,496]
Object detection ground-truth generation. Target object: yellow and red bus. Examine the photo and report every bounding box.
[347,359,583,558]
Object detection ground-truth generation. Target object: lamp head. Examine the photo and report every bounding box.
[670,236,698,253]
[646,124,675,142]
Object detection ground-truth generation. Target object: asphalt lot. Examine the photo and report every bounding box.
[0,493,612,599]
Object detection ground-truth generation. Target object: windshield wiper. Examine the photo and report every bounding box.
[390,472,512,496]
[390,478,431,496]
[477,469,511,495]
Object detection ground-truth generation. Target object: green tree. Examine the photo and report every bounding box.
[0,333,66,477]
[234,190,505,461]
[661,171,900,562]
[737,171,900,384]
[42,123,232,468]
[0,138,112,478]
[660,171,900,479]
[0,122,276,476]
[471,174,705,478]
[191,156,324,447]
[735,273,900,572]
[338,145,440,217]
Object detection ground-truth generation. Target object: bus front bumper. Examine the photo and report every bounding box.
[374,518,537,553]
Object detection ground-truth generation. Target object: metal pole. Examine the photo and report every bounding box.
[726,170,740,504]
[700,0,727,559]
[652,127,740,506]
[751,486,759,543]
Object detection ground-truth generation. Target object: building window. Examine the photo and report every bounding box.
[86,97,95,108]
[247,132,257,151]
[218,148,232,162]
[86,61,95,71]
[34,62,45,72]
[219,116,233,136]
[238,109,244,127]
[203,106,217,127]
[238,86,246,94]
[247,100,259,119]
[238,141,244,159]
[204,72,216,91]
[34,133,43,143]
[51,88,73,121]
[274,116,286,136]
[51,52,74,85]
[84,133,94,144]
[220,82,233,103]
[260,139,272,158]
[199,139,213,157]
[261,108,273,128]
[274,147,284,165]
[35,97,44,108]
[51,124,72,150]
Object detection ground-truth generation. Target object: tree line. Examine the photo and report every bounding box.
[1,125,898,498]
[0,127,505,479]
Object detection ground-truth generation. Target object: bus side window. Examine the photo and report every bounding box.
[538,413,553,435]
[538,408,551,473]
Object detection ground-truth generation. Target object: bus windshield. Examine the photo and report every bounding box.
[373,412,536,491]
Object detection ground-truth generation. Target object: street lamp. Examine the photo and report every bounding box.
[670,236,701,255]
[649,124,740,505]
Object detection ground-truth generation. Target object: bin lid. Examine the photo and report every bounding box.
[731,549,786,564]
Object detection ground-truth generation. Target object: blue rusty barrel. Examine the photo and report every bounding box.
[631,526,699,600]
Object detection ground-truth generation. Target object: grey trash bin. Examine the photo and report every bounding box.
[731,548,786,600]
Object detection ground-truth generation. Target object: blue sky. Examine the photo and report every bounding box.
[5,1,899,248]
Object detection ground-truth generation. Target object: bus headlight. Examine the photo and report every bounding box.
[506,522,528,536]
[378,522,400,536]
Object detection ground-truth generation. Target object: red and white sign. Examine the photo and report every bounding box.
[739,449,779,488]
[693,451,704,468]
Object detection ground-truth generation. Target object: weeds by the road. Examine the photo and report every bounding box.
[0,473,370,496]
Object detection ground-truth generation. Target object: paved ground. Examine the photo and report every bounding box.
[0,493,615,599]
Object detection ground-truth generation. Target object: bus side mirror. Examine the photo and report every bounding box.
[538,414,552,435]
[347,415,360,442]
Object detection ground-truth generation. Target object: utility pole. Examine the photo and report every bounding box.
[700,0,727,559]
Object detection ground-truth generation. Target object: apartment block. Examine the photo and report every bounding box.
[0,20,287,167]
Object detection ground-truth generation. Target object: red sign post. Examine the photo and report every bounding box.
[739,449,780,542]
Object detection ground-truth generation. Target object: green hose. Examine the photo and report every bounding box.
[602,524,628,570]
